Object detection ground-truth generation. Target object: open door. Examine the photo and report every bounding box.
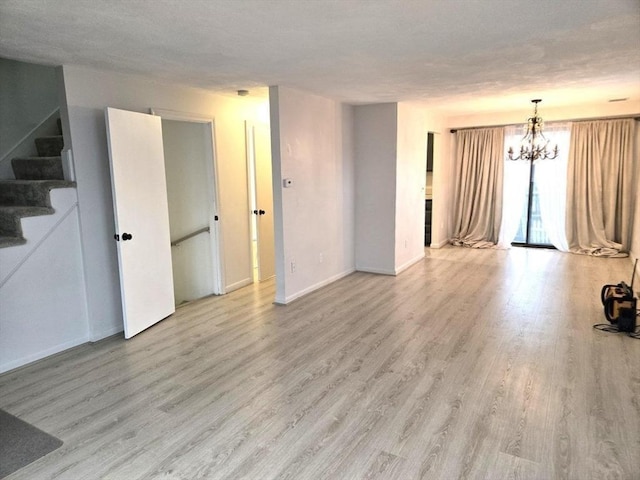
[248,122,275,281]
[105,107,175,338]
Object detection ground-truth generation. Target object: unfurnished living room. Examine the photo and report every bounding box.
[0,1,639,479]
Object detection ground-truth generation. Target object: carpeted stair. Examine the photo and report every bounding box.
[0,122,75,248]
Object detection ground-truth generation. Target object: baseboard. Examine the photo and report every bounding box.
[356,253,425,276]
[394,252,425,274]
[0,335,88,375]
[430,238,450,249]
[355,266,396,276]
[276,268,355,305]
[89,324,123,342]
[225,277,253,293]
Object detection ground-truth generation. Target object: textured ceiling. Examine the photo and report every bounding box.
[1,0,639,114]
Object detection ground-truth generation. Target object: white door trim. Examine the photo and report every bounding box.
[150,108,225,294]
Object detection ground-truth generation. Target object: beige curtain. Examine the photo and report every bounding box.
[566,118,636,257]
[451,127,505,248]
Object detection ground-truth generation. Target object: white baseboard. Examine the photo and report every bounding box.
[357,253,425,276]
[394,252,425,274]
[430,238,450,249]
[355,266,396,276]
[225,277,253,293]
[89,324,123,342]
[0,335,88,375]
[276,268,355,305]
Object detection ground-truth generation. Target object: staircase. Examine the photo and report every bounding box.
[0,121,75,248]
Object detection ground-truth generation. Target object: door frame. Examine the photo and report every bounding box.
[150,108,225,294]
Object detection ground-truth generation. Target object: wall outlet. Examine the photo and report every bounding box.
[319,252,324,263]
[290,261,296,273]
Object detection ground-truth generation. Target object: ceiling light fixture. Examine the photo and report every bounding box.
[508,99,558,161]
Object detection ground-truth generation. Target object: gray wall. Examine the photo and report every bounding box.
[0,58,59,160]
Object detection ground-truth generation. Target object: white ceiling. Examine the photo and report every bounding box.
[1,0,639,114]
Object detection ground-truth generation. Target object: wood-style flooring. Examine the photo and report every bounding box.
[1,246,639,479]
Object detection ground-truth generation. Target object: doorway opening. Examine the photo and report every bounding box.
[245,121,275,282]
[154,110,224,305]
[425,132,434,246]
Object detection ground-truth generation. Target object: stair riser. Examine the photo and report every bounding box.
[35,136,64,157]
[0,211,22,237]
[0,185,50,207]
[12,157,64,181]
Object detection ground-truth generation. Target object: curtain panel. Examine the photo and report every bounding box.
[451,127,505,248]
[566,118,636,257]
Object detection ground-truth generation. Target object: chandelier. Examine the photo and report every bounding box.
[508,99,558,161]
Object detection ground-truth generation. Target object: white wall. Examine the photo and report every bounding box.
[353,103,398,274]
[354,102,450,271]
[62,65,267,340]
[0,201,89,373]
[395,102,428,271]
[269,86,355,304]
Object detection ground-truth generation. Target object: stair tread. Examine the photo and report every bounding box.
[0,179,75,188]
[0,236,26,248]
[12,156,62,161]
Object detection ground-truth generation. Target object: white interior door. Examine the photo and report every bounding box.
[105,107,175,338]
[253,123,275,280]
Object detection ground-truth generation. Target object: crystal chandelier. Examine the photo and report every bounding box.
[508,99,558,161]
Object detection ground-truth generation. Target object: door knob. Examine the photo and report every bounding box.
[253,210,258,215]
[122,232,133,241]
[259,210,266,215]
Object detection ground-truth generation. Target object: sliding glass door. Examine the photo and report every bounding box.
[512,162,552,246]
[502,123,571,249]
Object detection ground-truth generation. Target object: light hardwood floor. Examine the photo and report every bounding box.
[1,246,639,480]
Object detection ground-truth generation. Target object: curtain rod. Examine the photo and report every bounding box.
[449,114,640,133]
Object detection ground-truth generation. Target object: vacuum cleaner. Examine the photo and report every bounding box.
[601,259,638,332]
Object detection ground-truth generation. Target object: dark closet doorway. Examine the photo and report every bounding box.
[425,132,434,246]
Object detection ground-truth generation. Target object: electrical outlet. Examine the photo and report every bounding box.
[290,261,296,273]
[319,253,324,263]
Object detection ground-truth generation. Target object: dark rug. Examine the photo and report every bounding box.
[0,409,63,478]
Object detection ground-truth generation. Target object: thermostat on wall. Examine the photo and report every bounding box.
[283,178,293,188]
